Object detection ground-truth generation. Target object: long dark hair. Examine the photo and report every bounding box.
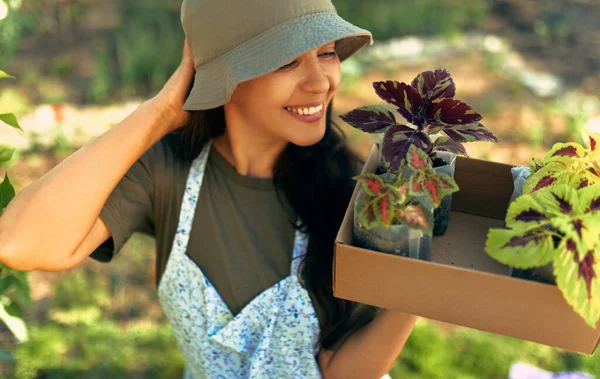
[172,102,360,349]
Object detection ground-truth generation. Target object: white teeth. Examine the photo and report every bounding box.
[286,104,324,116]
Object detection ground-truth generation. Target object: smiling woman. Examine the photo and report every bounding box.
[0,0,417,378]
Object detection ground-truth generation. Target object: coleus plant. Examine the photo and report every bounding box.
[355,146,458,233]
[523,132,600,194]
[340,68,499,173]
[485,183,600,327]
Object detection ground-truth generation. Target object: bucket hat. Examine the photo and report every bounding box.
[181,0,373,110]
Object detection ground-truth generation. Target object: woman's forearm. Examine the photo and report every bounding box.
[0,99,175,271]
[321,310,418,379]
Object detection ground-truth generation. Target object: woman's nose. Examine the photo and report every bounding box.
[300,59,330,94]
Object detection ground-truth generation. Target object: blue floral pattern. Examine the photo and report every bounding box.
[157,141,322,378]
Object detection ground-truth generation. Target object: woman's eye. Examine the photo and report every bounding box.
[278,61,297,71]
[319,51,337,58]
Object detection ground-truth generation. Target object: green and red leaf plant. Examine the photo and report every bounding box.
[485,183,600,327]
[355,146,458,235]
[340,69,499,173]
[524,132,600,195]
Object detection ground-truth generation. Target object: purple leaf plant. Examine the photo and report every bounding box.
[340,69,500,173]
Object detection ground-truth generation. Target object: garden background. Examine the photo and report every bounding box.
[1,0,600,378]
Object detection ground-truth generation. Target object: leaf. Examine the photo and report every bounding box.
[544,142,585,164]
[382,125,432,172]
[535,183,579,217]
[588,132,600,159]
[428,98,482,125]
[339,105,397,133]
[0,71,14,79]
[441,122,499,143]
[0,301,28,342]
[373,81,423,124]
[0,173,15,211]
[355,173,385,197]
[529,158,544,174]
[0,146,15,162]
[356,188,399,229]
[357,200,379,229]
[505,194,551,229]
[485,228,556,268]
[523,162,569,194]
[0,113,22,130]
[436,172,460,192]
[409,171,455,208]
[432,135,468,156]
[0,276,16,295]
[554,238,600,328]
[397,202,433,234]
[406,145,432,171]
[579,183,600,214]
[4,300,22,318]
[410,69,456,101]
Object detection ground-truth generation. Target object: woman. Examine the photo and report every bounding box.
[0,0,418,377]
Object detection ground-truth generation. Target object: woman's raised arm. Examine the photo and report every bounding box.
[0,40,195,272]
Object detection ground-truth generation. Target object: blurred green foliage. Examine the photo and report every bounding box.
[0,0,492,104]
[389,321,600,378]
[335,0,492,40]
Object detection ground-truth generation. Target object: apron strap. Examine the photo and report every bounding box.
[172,140,212,257]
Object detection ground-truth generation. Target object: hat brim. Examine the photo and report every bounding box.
[182,11,373,111]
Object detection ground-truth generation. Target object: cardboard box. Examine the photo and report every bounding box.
[333,144,600,355]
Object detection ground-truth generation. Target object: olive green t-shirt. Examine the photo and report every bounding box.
[91,132,377,351]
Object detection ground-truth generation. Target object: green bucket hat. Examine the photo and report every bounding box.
[181,0,373,111]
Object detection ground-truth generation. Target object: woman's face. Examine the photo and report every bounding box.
[224,41,341,147]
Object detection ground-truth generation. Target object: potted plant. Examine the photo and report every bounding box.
[523,132,600,195]
[353,145,458,259]
[504,132,600,284]
[340,68,499,236]
[485,133,600,327]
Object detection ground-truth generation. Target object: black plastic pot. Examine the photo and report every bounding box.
[432,152,457,236]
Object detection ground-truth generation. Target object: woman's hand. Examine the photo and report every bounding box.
[149,38,196,133]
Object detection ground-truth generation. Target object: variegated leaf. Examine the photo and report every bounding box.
[529,158,544,174]
[409,170,458,208]
[523,162,570,194]
[373,81,423,123]
[339,105,397,133]
[441,122,499,143]
[432,135,468,156]
[357,187,399,229]
[382,125,432,172]
[355,173,385,197]
[410,69,456,101]
[436,172,460,192]
[579,183,600,214]
[406,145,432,171]
[397,202,433,234]
[535,184,577,217]
[505,193,551,230]
[485,227,556,268]
[554,238,600,328]
[544,142,585,164]
[428,98,482,125]
[588,132,600,159]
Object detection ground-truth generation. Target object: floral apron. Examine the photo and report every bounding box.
[157,141,322,378]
